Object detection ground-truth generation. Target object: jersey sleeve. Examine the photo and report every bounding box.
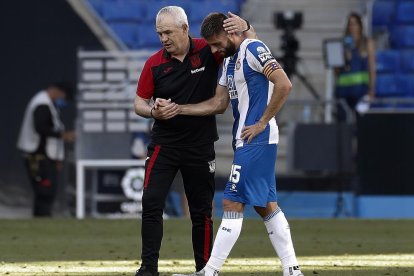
[245,40,282,79]
[136,59,154,99]
[218,59,228,87]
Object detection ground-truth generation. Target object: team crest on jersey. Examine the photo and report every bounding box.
[190,54,202,68]
[257,46,273,63]
[235,59,241,70]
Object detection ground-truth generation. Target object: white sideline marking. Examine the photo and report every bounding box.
[1,255,414,274]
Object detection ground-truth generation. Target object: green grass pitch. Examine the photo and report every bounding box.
[1,219,414,275]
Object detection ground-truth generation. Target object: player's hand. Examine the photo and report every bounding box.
[153,98,171,109]
[223,12,248,34]
[241,121,266,143]
[152,100,180,120]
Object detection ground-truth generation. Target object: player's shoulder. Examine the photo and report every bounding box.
[192,38,209,51]
[243,39,269,52]
[145,48,168,67]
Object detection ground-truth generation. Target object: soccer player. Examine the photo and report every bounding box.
[170,12,304,276]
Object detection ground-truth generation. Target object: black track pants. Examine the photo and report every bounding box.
[140,143,215,272]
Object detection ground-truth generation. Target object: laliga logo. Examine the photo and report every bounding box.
[257,46,273,63]
[120,168,145,213]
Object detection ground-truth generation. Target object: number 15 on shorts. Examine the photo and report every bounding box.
[229,164,242,183]
[229,164,241,192]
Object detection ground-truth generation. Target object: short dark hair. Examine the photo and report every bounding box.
[49,81,74,100]
[200,12,227,39]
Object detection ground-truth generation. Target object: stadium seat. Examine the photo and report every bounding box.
[390,26,414,49]
[372,0,396,28]
[145,0,190,23]
[108,22,140,48]
[376,50,400,73]
[137,23,160,48]
[395,0,414,24]
[398,74,414,97]
[216,0,240,14]
[88,0,104,16]
[375,74,400,97]
[189,22,202,37]
[102,0,146,22]
[189,1,216,22]
[189,0,240,23]
[401,51,414,72]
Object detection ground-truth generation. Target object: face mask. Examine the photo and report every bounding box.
[54,98,67,108]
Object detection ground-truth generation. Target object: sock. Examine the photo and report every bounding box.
[263,207,299,269]
[204,211,243,275]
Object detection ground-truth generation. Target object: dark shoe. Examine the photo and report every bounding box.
[135,266,159,276]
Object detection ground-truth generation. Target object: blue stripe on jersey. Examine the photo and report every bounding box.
[226,53,240,144]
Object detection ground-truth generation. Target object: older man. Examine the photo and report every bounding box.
[134,6,254,276]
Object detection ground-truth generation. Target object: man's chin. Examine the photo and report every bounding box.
[164,45,174,52]
[219,51,230,58]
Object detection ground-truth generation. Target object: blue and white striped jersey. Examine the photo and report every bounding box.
[219,39,280,148]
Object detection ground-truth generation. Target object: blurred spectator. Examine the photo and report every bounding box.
[335,12,376,121]
[17,82,75,217]
[131,119,153,159]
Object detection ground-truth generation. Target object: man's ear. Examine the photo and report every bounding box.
[182,24,189,33]
[227,32,236,42]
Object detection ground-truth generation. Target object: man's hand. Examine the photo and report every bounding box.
[241,121,266,143]
[152,98,180,120]
[153,98,172,109]
[223,12,248,34]
[62,130,75,143]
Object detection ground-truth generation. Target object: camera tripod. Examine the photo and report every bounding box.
[278,54,320,100]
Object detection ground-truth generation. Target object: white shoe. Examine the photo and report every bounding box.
[283,266,304,276]
[172,268,218,276]
[172,269,206,276]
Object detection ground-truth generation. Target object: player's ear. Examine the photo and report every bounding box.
[226,31,233,39]
[227,32,236,42]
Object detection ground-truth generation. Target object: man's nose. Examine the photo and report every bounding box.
[160,33,168,42]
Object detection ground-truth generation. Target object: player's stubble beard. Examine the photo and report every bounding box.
[223,40,237,58]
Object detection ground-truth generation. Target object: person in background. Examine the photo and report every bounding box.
[335,12,376,121]
[133,6,255,276]
[17,82,75,217]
